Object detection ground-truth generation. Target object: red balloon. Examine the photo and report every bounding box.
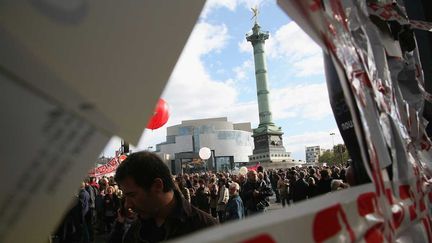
[146,98,169,130]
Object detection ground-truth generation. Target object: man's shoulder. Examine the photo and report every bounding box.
[79,189,90,198]
[232,196,243,204]
[189,204,218,226]
[243,181,255,189]
[121,220,146,243]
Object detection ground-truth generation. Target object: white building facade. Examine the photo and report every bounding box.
[156,117,254,173]
[305,146,324,163]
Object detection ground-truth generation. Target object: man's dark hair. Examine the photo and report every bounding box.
[320,169,330,179]
[115,151,175,192]
[299,171,305,179]
[257,165,264,173]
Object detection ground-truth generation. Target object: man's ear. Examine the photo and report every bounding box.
[151,178,164,192]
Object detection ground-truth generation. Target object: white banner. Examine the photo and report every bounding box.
[0,72,109,243]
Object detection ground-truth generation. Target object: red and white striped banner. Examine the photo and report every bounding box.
[367,2,432,32]
[88,154,127,177]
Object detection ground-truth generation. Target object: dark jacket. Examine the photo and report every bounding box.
[85,185,97,209]
[194,186,210,213]
[316,178,333,195]
[225,195,245,221]
[103,194,120,218]
[291,178,309,202]
[78,188,90,218]
[307,184,318,198]
[108,190,217,243]
[242,180,272,212]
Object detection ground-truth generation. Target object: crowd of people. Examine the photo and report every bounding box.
[176,163,350,214]
[52,176,124,243]
[52,151,351,243]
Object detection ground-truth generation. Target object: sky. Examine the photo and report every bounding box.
[102,0,344,161]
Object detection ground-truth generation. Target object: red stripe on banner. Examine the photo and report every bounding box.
[379,10,393,20]
[357,192,385,243]
[367,3,379,11]
[292,0,313,23]
[242,234,276,243]
[313,204,355,243]
[422,217,432,243]
[365,223,384,243]
[420,135,432,151]
[415,64,422,79]
[329,0,348,31]
[322,31,337,54]
[399,185,410,199]
[369,162,381,197]
[386,188,404,230]
[357,192,378,216]
[370,145,385,197]
[385,188,394,204]
[88,156,126,177]
[399,185,417,221]
[420,197,426,212]
[393,207,404,230]
[309,0,322,12]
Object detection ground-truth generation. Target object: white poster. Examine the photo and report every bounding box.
[0,72,109,243]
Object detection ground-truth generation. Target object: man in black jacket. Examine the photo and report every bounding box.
[242,170,273,216]
[108,152,217,243]
[291,171,309,203]
[316,169,333,195]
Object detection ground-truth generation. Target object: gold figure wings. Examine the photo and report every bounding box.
[251,6,259,22]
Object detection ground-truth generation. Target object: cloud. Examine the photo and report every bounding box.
[266,22,320,58]
[200,0,269,19]
[102,132,162,157]
[284,130,344,160]
[271,83,332,120]
[200,0,237,19]
[100,136,138,157]
[268,22,323,76]
[239,21,324,77]
[225,101,259,125]
[238,38,252,53]
[137,128,168,151]
[292,55,324,77]
[233,59,253,81]
[136,21,246,151]
[161,22,236,121]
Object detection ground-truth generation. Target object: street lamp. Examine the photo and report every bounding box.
[330,132,336,164]
[330,132,335,150]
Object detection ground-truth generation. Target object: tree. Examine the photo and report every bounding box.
[333,144,349,165]
[318,144,350,166]
[319,150,334,164]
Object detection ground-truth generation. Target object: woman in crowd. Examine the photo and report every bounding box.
[103,186,120,233]
[216,178,229,223]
